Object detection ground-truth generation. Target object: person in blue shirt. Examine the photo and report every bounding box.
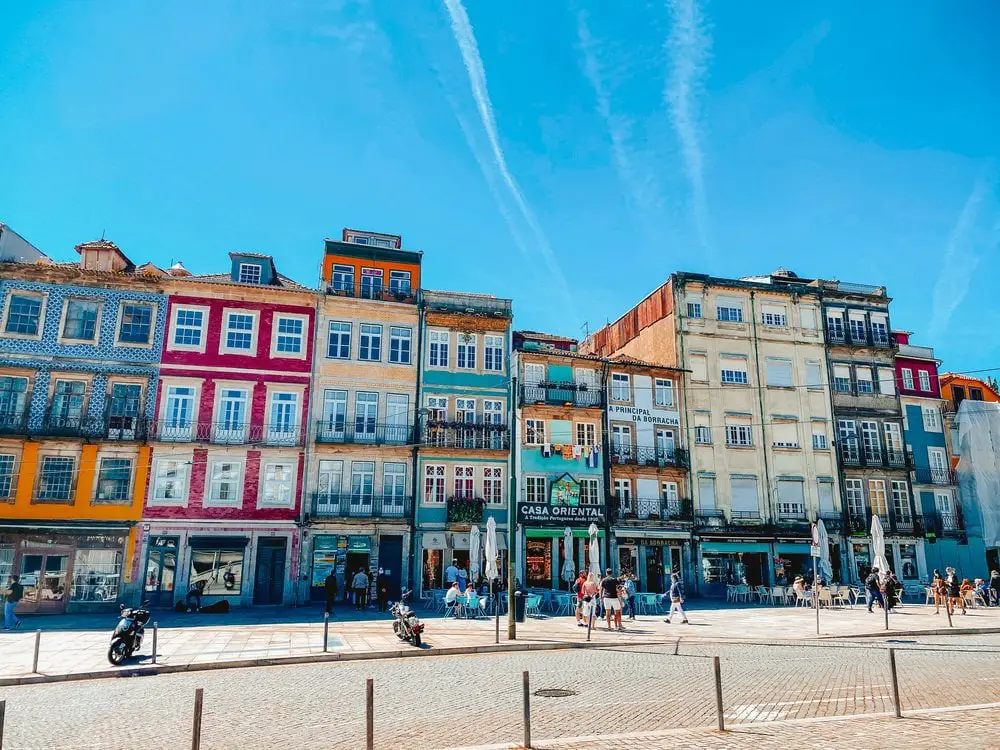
[663,573,689,625]
[623,571,638,621]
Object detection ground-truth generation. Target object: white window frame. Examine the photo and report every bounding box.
[271,314,308,359]
[725,423,753,447]
[219,309,260,355]
[580,478,599,505]
[428,330,450,368]
[654,378,674,406]
[611,372,631,402]
[59,297,102,343]
[484,334,504,372]
[265,390,300,444]
[358,323,383,362]
[169,304,209,353]
[453,465,475,499]
[456,334,477,370]
[524,476,547,504]
[389,326,412,364]
[685,298,703,319]
[716,299,744,323]
[259,462,295,507]
[694,425,712,444]
[901,368,914,390]
[576,422,597,447]
[721,364,749,385]
[525,418,546,445]
[150,458,189,506]
[205,459,244,508]
[1,290,47,340]
[918,370,932,392]
[922,406,942,432]
[238,263,262,285]
[327,321,352,359]
[812,430,829,450]
[423,464,446,504]
[115,300,157,348]
[483,466,504,506]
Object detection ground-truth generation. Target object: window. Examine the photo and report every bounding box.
[918,370,931,392]
[848,313,867,342]
[216,389,248,442]
[870,316,889,344]
[884,422,903,456]
[716,298,744,322]
[358,324,382,361]
[331,264,355,294]
[424,465,446,503]
[0,376,28,426]
[845,479,865,517]
[383,463,407,506]
[833,364,852,392]
[725,423,752,447]
[654,378,674,406]
[5,294,43,336]
[360,268,384,299]
[772,421,798,448]
[776,479,805,518]
[94,458,132,503]
[317,460,344,501]
[611,424,632,459]
[689,353,708,381]
[428,330,449,367]
[800,306,818,330]
[274,317,304,354]
[50,380,85,426]
[694,425,711,444]
[970,387,984,400]
[389,327,412,364]
[613,479,632,510]
[454,465,475,498]
[661,481,679,501]
[868,479,888,516]
[484,335,504,371]
[386,394,410,443]
[62,299,99,341]
[818,480,836,512]
[891,480,911,521]
[731,477,759,516]
[812,430,828,450]
[922,406,942,432]
[861,421,882,461]
[238,263,262,284]
[173,308,205,348]
[351,391,377,440]
[697,476,716,510]
[350,461,375,505]
[327,321,351,359]
[207,461,243,506]
[611,373,631,401]
[152,460,187,503]
[826,312,845,339]
[456,335,476,370]
[901,368,914,390]
[721,362,748,385]
[162,385,195,440]
[928,448,949,483]
[525,418,545,445]
[765,359,792,387]
[760,304,786,327]
[267,391,299,443]
[576,422,596,447]
[877,368,896,396]
[524,476,546,504]
[189,547,244,597]
[118,303,153,344]
[483,467,503,505]
[686,300,702,319]
[224,312,255,351]
[0,454,15,498]
[261,463,294,506]
[580,478,599,505]
[388,270,411,296]
[856,367,874,394]
[806,361,823,389]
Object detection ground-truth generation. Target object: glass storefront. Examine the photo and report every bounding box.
[853,542,872,581]
[71,549,122,602]
[899,544,919,580]
[189,548,244,596]
[525,539,552,588]
[701,552,767,591]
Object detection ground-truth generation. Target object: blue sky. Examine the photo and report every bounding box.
[1,1,998,372]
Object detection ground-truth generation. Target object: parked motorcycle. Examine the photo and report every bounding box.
[390,591,424,647]
[108,601,151,665]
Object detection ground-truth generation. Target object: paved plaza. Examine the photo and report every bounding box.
[2,602,1000,684]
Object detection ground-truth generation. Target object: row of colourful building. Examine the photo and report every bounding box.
[0,223,996,614]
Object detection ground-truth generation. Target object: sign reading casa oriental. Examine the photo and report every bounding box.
[517,473,606,525]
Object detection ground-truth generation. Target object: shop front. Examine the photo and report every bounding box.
[516,491,607,591]
[309,532,409,603]
[697,540,772,597]
[612,533,690,594]
[418,529,508,593]
[847,537,925,584]
[0,524,133,614]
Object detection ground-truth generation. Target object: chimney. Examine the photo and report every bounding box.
[167,261,193,277]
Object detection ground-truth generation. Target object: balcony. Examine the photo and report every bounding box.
[911,466,957,486]
[447,496,485,524]
[520,383,604,408]
[150,420,304,447]
[838,441,909,469]
[817,512,844,534]
[0,409,29,436]
[611,496,692,525]
[422,290,512,318]
[775,508,809,531]
[825,326,892,349]
[611,446,689,469]
[925,509,965,539]
[325,281,417,304]
[421,422,510,450]
[315,420,413,446]
[847,506,923,536]
[37,414,105,439]
[311,492,413,520]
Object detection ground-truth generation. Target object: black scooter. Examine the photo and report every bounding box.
[108,601,151,665]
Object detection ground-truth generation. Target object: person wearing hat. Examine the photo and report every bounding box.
[663,573,689,624]
[4,573,24,630]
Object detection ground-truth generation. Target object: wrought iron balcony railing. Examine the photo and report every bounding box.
[311,492,413,519]
[421,423,510,450]
[911,466,957,486]
[926,509,965,538]
[610,496,692,524]
[0,409,29,436]
[519,384,604,408]
[611,446,689,469]
[838,441,909,469]
[847,507,923,536]
[151,420,303,446]
[315,420,413,446]
[325,281,417,304]
[38,414,105,438]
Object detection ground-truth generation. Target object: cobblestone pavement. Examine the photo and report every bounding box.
[3,603,999,682]
[1,642,998,749]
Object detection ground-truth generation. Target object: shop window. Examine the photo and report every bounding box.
[189,548,244,596]
[70,549,122,602]
[899,544,919,580]
[422,549,442,591]
[525,539,552,588]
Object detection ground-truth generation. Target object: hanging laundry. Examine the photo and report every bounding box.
[561,444,574,460]
[554,443,563,452]
[586,448,600,468]
[541,444,552,458]
[572,445,582,459]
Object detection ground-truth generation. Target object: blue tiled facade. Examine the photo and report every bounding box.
[0,279,167,427]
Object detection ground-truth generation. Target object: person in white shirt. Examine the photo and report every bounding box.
[444,582,462,617]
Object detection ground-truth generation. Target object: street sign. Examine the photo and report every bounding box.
[810,544,821,557]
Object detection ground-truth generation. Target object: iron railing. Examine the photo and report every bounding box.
[838,441,909,469]
[847,506,923,536]
[422,290,512,317]
[611,496,692,524]
[421,424,510,450]
[911,466,957,486]
[150,420,303,446]
[611,446,689,469]
[38,414,105,438]
[926,509,965,538]
[310,492,413,519]
[325,282,417,304]
[519,384,604,408]
[315,420,413,446]
[0,409,29,435]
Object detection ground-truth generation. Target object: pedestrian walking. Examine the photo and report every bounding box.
[600,568,624,632]
[574,571,588,626]
[621,571,637,621]
[663,573,689,624]
[3,573,24,630]
[932,569,945,614]
[865,568,885,613]
[376,568,390,612]
[989,570,1000,607]
[884,572,901,611]
[945,567,965,615]
[352,568,370,611]
[580,572,599,626]
[325,570,338,616]
[444,560,460,587]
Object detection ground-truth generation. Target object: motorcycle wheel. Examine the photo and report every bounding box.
[108,638,129,666]
[412,632,421,648]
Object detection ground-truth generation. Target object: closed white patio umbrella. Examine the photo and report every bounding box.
[816,518,834,583]
[469,525,481,583]
[871,514,891,580]
[561,527,576,589]
[484,517,499,582]
[588,523,601,579]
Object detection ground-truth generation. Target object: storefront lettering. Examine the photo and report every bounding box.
[517,502,606,525]
[608,404,680,426]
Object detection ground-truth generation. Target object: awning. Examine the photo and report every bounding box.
[188,535,249,550]
[422,532,449,550]
[613,529,690,541]
[451,533,471,550]
[775,542,812,555]
[699,542,771,554]
[526,528,605,539]
[347,535,371,553]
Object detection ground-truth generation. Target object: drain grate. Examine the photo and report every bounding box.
[534,688,578,698]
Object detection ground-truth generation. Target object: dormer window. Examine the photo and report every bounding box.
[238,263,261,285]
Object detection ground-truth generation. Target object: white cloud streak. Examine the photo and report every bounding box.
[929,169,999,340]
[665,0,712,249]
[442,0,577,319]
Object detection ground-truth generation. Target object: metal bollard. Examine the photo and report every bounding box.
[366,677,374,750]
[586,604,594,642]
[522,671,532,749]
[151,622,158,665]
[323,613,330,654]
[713,656,725,732]
[888,648,901,718]
[191,688,204,750]
[31,630,41,673]
[1,698,6,750]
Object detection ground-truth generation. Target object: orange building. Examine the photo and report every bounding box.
[940,373,1000,411]
[321,229,422,301]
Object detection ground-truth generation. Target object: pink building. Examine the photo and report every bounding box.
[893,331,941,398]
[138,253,315,608]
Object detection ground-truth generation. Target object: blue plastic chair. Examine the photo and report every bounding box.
[525,594,543,618]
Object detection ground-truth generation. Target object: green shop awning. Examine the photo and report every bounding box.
[526,528,605,539]
[699,542,771,554]
[775,542,812,555]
